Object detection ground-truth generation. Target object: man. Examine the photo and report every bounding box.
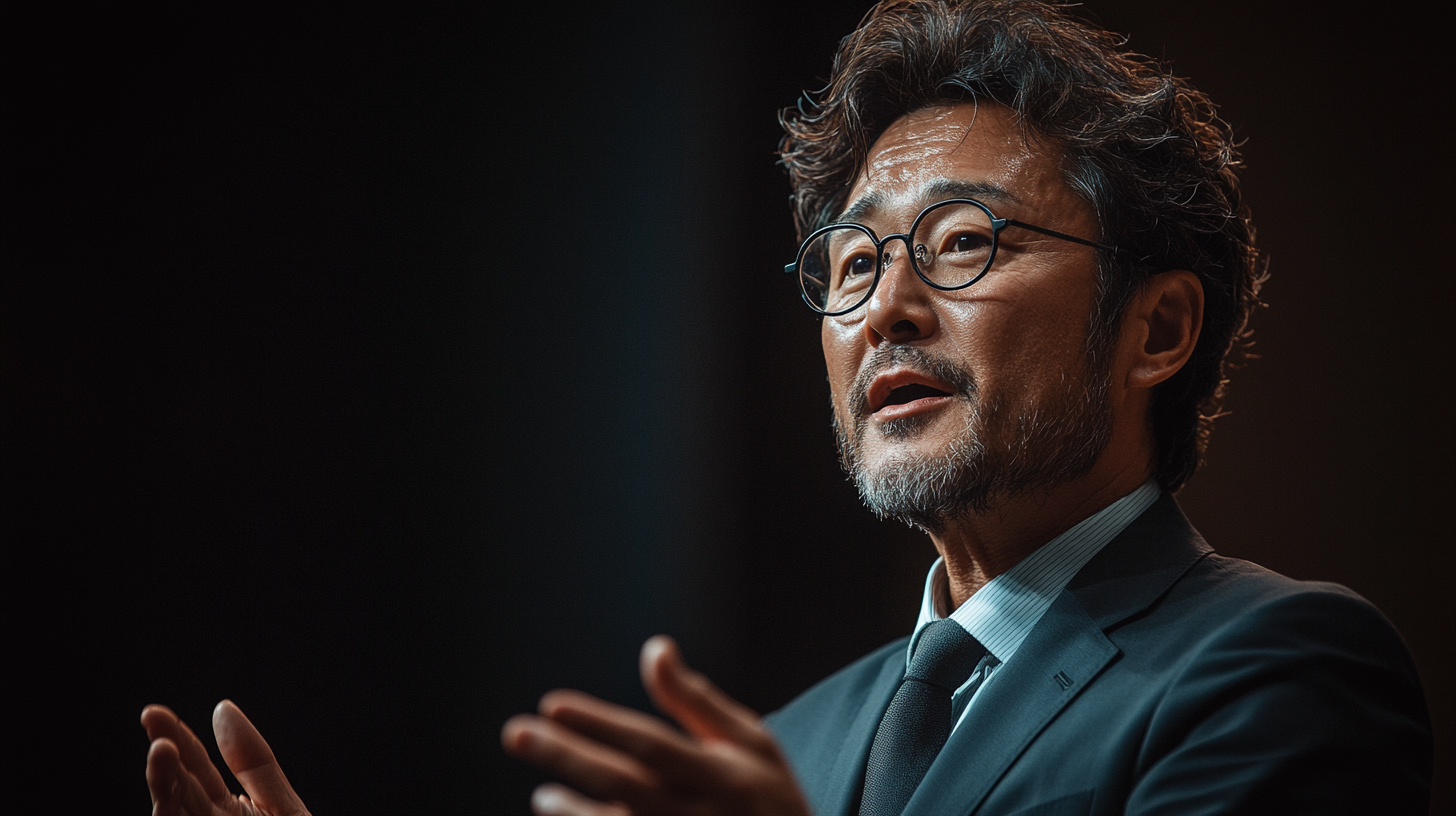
[141,1,1432,814]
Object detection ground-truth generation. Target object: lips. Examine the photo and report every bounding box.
[867,369,958,417]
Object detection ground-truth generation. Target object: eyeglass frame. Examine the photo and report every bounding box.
[784,197,1118,316]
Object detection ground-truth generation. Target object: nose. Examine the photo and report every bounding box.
[863,237,937,346]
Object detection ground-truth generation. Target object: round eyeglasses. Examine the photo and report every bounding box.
[784,198,1115,316]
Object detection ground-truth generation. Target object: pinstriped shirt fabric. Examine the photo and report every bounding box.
[907,481,1162,734]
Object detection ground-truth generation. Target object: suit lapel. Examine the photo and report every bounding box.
[815,649,906,816]
[1066,493,1212,629]
[899,494,1212,816]
[901,592,1116,816]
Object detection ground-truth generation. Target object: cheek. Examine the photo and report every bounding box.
[821,319,863,406]
[938,300,1010,373]
[942,284,1094,391]
[1023,311,1096,396]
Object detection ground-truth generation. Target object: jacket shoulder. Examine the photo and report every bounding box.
[1164,550,1410,644]
[1115,554,1433,813]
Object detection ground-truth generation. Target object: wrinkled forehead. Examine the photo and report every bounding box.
[839,102,1067,227]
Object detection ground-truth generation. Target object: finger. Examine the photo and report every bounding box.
[640,636,775,755]
[142,704,233,803]
[147,738,229,816]
[531,783,632,816]
[539,689,712,785]
[502,713,663,806]
[212,700,310,816]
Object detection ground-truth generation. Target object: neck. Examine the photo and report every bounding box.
[929,459,1151,609]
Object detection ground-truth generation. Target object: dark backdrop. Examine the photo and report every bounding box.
[4,3,1450,813]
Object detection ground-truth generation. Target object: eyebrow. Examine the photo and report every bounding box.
[833,178,1020,226]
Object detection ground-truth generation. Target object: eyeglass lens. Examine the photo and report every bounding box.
[798,201,997,314]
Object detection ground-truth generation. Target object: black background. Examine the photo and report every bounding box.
[4,3,1451,813]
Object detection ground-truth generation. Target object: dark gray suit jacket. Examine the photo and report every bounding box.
[765,495,1431,815]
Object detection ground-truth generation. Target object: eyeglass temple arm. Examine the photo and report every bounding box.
[1001,218,1117,254]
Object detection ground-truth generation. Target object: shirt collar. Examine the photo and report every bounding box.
[909,481,1162,668]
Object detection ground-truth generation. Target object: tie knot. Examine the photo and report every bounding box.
[906,619,986,691]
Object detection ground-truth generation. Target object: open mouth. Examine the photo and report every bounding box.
[882,382,952,408]
[866,370,959,417]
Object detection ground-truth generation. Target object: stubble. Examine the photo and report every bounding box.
[835,344,1113,533]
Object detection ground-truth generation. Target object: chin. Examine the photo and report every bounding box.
[836,413,989,533]
[859,425,972,477]
[834,372,1115,532]
[877,412,940,441]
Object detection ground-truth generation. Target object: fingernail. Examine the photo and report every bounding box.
[505,716,543,752]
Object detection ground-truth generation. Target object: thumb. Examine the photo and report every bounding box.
[213,700,311,816]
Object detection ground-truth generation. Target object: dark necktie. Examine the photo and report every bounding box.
[859,619,988,816]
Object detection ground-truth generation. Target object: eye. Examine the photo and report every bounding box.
[844,253,877,279]
[946,232,992,254]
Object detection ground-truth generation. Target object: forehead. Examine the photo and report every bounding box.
[842,102,1072,223]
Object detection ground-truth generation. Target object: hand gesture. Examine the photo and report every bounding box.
[141,700,311,816]
[502,636,810,816]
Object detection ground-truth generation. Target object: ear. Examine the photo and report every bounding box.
[1120,270,1203,390]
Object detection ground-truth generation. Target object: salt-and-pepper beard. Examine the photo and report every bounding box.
[834,344,1115,534]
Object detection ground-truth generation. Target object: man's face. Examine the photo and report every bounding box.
[823,102,1113,531]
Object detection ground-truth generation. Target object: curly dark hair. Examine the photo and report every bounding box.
[779,0,1266,492]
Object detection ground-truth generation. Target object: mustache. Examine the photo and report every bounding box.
[848,345,979,418]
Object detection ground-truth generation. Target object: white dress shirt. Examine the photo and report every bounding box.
[907,481,1162,734]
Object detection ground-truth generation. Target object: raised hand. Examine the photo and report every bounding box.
[501,636,811,816]
[141,700,311,816]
